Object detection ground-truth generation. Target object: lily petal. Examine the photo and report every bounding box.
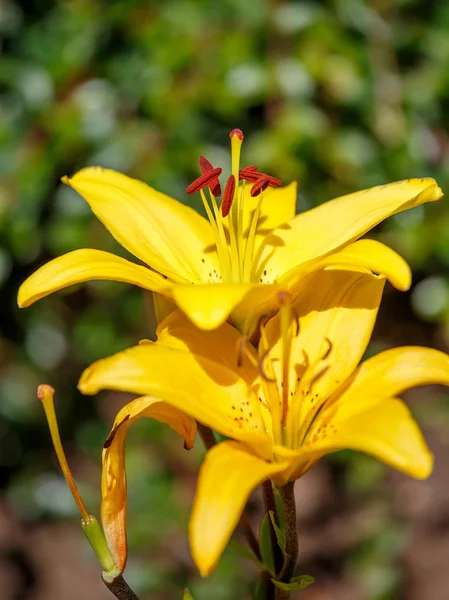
[156,311,258,385]
[78,342,271,454]
[18,249,170,308]
[171,281,288,333]
[333,346,449,413]
[102,396,196,571]
[64,167,219,283]
[259,178,443,280]
[189,440,288,576]
[282,239,412,293]
[170,283,253,330]
[304,397,433,479]
[222,181,297,248]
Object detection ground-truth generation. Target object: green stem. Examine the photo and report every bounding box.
[262,481,283,576]
[102,574,140,600]
[278,482,298,583]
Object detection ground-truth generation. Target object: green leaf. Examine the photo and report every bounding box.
[228,539,265,571]
[253,574,268,600]
[271,575,315,591]
[268,510,286,553]
[259,513,276,576]
[183,589,194,600]
[273,487,285,532]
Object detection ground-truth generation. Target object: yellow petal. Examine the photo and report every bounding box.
[17,249,170,308]
[304,397,433,479]
[222,181,297,249]
[282,239,412,293]
[258,178,443,280]
[170,283,253,330]
[171,281,290,334]
[152,293,176,324]
[189,440,288,576]
[156,310,259,385]
[78,342,271,455]
[101,396,196,571]
[262,270,385,444]
[64,167,218,283]
[333,346,449,413]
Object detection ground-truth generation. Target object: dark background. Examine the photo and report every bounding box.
[1,0,449,598]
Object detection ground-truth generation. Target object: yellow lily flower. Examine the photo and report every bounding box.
[17,129,443,332]
[78,269,449,576]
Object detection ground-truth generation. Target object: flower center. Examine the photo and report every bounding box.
[186,129,282,284]
[252,299,334,449]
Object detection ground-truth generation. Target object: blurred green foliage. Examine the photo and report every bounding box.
[2,0,449,599]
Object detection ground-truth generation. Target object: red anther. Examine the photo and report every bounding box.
[186,167,222,194]
[221,175,235,217]
[199,156,221,197]
[199,156,214,172]
[266,175,282,187]
[239,166,282,188]
[239,166,258,180]
[230,128,244,140]
[239,166,259,181]
[250,175,270,197]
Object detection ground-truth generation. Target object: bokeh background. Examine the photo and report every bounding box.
[2,0,449,598]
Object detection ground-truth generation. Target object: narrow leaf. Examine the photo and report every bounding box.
[268,510,286,553]
[259,513,276,576]
[228,539,265,571]
[273,487,285,531]
[271,575,315,591]
[183,589,194,600]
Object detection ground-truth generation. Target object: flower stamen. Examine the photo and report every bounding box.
[199,156,221,197]
[250,175,270,198]
[221,175,236,217]
[258,348,276,382]
[186,167,222,195]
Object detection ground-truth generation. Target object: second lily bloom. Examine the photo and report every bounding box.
[78,268,449,576]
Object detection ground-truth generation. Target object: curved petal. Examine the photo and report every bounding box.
[303,397,433,479]
[281,239,412,293]
[78,342,272,456]
[262,270,385,445]
[170,283,253,330]
[156,311,258,385]
[189,440,288,576]
[333,346,449,412]
[64,167,219,283]
[171,281,289,334]
[153,293,177,324]
[18,249,170,308]
[101,396,196,571]
[258,178,443,280]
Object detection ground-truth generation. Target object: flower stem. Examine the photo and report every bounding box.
[197,422,216,450]
[103,573,140,600]
[278,482,298,583]
[262,481,283,575]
